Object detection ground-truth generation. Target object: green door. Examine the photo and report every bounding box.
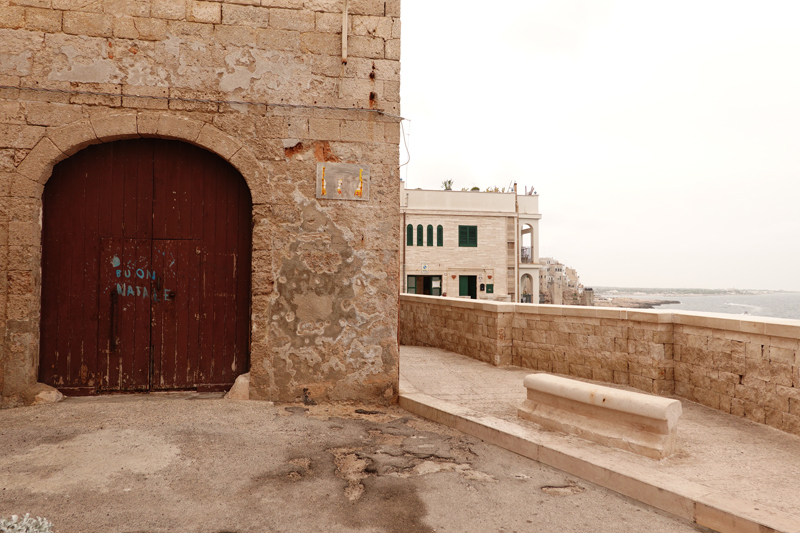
[459,276,477,299]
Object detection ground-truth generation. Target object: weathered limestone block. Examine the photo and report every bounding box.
[196,124,242,161]
[271,8,315,31]
[385,0,400,17]
[519,373,682,459]
[188,1,222,24]
[222,4,270,27]
[16,138,65,184]
[351,15,393,39]
[155,115,203,142]
[349,0,383,16]
[63,11,113,37]
[24,8,62,33]
[385,39,400,60]
[151,0,185,20]
[224,372,250,400]
[301,32,340,55]
[27,382,64,405]
[91,112,138,141]
[0,7,25,29]
[47,120,98,155]
[348,35,383,59]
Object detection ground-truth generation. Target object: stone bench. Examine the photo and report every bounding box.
[518,374,682,459]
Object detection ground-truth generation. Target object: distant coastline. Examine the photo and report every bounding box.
[590,288,800,318]
[594,287,781,297]
[593,296,680,309]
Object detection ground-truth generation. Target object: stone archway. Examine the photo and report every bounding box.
[39,138,253,394]
[2,113,268,405]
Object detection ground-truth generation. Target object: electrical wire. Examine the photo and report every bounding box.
[399,118,410,168]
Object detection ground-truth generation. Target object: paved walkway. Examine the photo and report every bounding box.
[399,345,800,533]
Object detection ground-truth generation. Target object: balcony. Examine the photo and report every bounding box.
[520,246,533,264]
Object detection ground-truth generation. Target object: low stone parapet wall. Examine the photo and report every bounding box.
[399,294,800,437]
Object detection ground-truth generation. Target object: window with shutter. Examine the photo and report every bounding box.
[407,275,416,294]
[416,225,423,246]
[426,225,433,246]
[437,225,443,246]
[458,225,477,247]
[406,224,413,246]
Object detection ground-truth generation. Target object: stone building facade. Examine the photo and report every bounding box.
[400,182,540,302]
[539,257,585,306]
[0,0,402,406]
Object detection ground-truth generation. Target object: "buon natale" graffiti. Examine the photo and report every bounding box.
[111,255,172,302]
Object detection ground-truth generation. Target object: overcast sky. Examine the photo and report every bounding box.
[399,0,800,291]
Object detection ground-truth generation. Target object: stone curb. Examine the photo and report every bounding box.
[398,390,800,533]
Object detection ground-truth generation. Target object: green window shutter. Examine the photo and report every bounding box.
[458,226,477,247]
[437,225,443,246]
[458,226,467,247]
[486,284,494,294]
[416,225,423,246]
[407,275,416,294]
[406,224,413,246]
[426,225,433,246]
[459,276,468,296]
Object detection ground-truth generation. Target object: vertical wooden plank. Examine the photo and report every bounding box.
[133,238,152,389]
[221,165,241,384]
[66,146,89,387]
[189,145,204,241]
[81,142,102,390]
[197,153,218,384]
[136,139,154,240]
[165,144,180,239]
[177,143,193,240]
[152,140,167,240]
[40,153,71,386]
[98,239,115,390]
[157,240,180,389]
[186,240,203,386]
[95,144,118,390]
[150,241,165,388]
[110,141,126,239]
[117,240,135,389]
[174,143,193,385]
[210,159,231,384]
[187,147,205,383]
[174,240,191,387]
[122,142,139,240]
[234,178,253,378]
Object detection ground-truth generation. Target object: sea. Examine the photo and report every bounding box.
[597,291,800,321]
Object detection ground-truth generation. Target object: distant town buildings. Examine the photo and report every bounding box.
[539,257,592,305]
[400,182,541,301]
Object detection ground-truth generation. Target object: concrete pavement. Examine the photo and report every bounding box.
[1,392,707,533]
[399,345,800,533]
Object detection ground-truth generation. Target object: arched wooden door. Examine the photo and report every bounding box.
[39,139,252,395]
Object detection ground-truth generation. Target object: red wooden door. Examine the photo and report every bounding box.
[40,139,252,394]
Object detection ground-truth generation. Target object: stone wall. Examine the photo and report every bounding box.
[399,295,800,437]
[0,0,401,406]
[399,297,513,366]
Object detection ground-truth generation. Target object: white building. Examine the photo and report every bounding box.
[400,182,541,302]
